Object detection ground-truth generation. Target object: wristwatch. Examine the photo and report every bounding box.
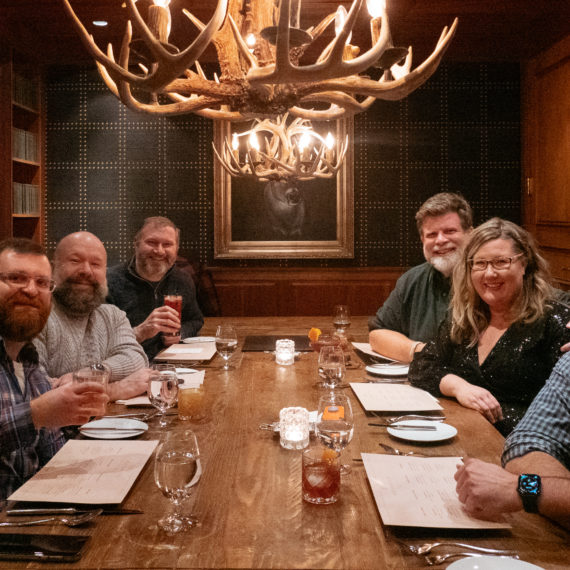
[517,474,541,513]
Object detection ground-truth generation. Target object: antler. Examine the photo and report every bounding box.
[61,0,458,121]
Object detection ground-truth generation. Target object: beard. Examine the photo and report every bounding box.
[0,292,51,342]
[53,277,107,317]
[137,254,172,281]
[429,248,462,277]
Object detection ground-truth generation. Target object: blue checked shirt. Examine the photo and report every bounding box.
[503,351,570,470]
[0,338,65,500]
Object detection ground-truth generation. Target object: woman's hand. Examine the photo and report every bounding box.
[440,374,504,423]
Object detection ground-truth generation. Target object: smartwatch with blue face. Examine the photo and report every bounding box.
[517,474,541,513]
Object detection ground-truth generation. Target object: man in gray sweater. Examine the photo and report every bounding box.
[34,232,148,401]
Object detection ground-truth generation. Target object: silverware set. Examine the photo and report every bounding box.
[400,541,519,566]
[0,509,103,527]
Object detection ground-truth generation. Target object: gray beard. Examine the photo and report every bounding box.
[53,279,107,317]
[429,249,461,277]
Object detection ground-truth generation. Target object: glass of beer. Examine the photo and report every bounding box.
[178,385,205,421]
[302,447,341,504]
[163,294,182,337]
[72,362,110,387]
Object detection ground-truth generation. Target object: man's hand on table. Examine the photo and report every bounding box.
[106,368,151,401]
[50,372,73,388]
[455,457,521,520]
[31,382,109,428]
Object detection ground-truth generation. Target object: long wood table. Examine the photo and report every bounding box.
[2,317,569,569]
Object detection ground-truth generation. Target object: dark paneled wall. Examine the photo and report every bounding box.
[45,63,521,267]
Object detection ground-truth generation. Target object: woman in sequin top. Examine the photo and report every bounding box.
[408,218,570,436]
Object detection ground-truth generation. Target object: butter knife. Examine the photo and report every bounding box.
[385,424,437,431]
[7,508,143,516]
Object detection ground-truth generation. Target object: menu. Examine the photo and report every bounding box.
[155,342,216,362]
[362,453,510,529]
[8,440,158,505]
[350,382,443,411]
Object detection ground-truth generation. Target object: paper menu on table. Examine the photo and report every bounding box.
[351,342,396,362]
[362,454,510,529]
[8,440,158,505]
[117,370,205,406]
[350,382,443,411]
[154,342,216,362]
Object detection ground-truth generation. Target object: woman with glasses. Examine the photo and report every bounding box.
[409,218,570,436]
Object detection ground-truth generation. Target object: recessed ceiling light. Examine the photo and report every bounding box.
[92,20,108,27]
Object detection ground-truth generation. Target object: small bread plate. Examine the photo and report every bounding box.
[448,556,543,570]
[79,418,148,439]
[366,363,409,377]
[182,336,216,343]
[387,419,457,442]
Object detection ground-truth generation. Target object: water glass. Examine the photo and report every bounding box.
[215,325,238,370]
[332,304,351,335]
[148,364,179,427]
[317,345,346,389]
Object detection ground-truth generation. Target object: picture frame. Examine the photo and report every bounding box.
[213,117,354,259]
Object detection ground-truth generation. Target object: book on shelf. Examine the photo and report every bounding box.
[13,73,39,110]
[13,182,40,216]
[12,128,38,163]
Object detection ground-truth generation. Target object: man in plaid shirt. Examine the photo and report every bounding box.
[0,238,108,500]
[455,351,570,529]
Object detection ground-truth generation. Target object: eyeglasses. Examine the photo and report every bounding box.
[469,253,524,272]
[0,272,55,292]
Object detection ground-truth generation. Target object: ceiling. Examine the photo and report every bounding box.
[1,0,569,67]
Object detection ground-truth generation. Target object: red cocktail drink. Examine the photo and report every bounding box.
[302,448,340,504]
[163,294,182,336]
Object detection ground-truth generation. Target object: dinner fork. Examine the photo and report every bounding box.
[424,553,519,566]
[0,509,103,527]
[404,541,518,555]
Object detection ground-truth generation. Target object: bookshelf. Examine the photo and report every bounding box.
[0,44,43,242]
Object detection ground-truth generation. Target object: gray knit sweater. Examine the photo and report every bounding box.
[34,302,148,381]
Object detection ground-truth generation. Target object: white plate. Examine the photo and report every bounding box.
[366,363,409,377]
[80,418,148,439]
[387,419,457,442]
[448,556,543,570]
[182,336,216,343]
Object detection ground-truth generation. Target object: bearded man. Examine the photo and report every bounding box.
[34,232,148,400]
[368,193,473,363]
[0,238,108,499]
[107,217,204,360]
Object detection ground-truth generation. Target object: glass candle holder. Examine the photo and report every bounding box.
[275,339,295,366]
[279,407,310,450]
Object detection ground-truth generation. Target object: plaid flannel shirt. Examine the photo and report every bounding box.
[503,351,570,470]
[0,338,64,500]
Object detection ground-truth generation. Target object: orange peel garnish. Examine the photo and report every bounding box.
[308,327,322,343]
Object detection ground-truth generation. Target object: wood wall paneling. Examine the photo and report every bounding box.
[211,268,402,317]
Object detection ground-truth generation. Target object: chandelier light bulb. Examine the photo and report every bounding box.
[334,6,352,44]
[153,0,170,7]
[246,33,256,47]
[366,0,385,19]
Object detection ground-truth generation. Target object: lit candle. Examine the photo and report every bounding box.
[367,0,386,44]
[279,407,310,450]
[275,339,295,366]
[248,131,260,164]
[231,132,240,163]
[148,0,171,43]
[298,132,312,163]
[325,132,335,163]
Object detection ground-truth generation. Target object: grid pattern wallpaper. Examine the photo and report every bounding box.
[44,63,521,268]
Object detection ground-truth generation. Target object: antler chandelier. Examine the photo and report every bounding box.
[61,0,458,121]
[213,114,348,181]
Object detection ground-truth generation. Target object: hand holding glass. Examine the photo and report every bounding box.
[163,294,182,337]
[148,364,179,427]
[215,325,238,370]
[154,430,201,534]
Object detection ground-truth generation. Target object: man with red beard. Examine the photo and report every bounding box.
[369,193,473,363]
[0,238,108,499]
[107,217,204,359]
[34,232,148,400]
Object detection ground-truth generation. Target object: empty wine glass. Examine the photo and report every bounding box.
[332,304,351,335]
[154,429,201,534]
[215,325,238,371]
[315,393,354,475]
[317,345,347,389]
[148,364,179,427]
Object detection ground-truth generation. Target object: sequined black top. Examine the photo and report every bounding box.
[408,301,570,436]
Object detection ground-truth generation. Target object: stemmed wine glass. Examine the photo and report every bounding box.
[317,345,347,389]
[215,325,238,371]
[332,304,351,335]
[315,392,354,475]
[147,364,179,427]
[154,429,201,534]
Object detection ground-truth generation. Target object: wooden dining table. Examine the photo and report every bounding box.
[1,316,569,569]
